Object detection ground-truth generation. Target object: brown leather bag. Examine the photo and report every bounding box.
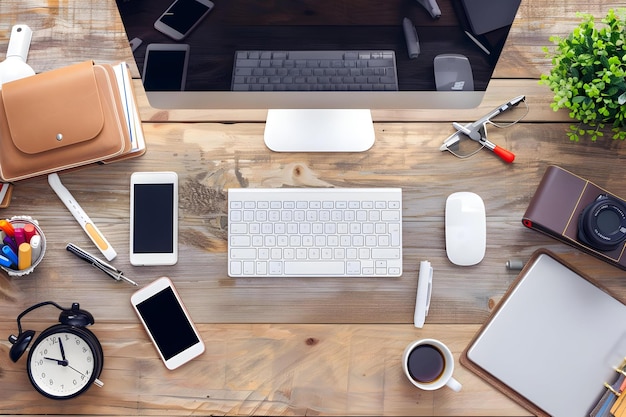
[0,60,135,181]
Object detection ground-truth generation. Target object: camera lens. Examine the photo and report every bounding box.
[578,195,626,251]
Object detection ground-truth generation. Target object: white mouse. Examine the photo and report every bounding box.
[445,192,486,266]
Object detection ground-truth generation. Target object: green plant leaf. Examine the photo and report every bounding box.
[541,8,626,141]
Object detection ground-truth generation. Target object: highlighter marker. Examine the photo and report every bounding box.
[30,234,41,264]
[23,223,36,242]
[18,242,31,270]
[0,254,12,268]
[14,228,25,246]
[0,219,15,237]
[2,245,18,266]
[48,173,117,261]
[3,235,16,252]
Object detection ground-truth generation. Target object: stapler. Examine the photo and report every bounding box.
[416,0,441,19]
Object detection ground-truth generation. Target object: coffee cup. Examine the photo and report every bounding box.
[402,338,462,392]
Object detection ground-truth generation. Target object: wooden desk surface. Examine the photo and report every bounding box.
[1,0,625,415]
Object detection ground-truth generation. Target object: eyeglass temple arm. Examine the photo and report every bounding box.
[469,95,527,136]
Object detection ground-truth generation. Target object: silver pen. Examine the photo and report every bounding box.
[66,243,137,286]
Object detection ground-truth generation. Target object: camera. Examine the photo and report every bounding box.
[522,165,626,270]
[577,194,626,251]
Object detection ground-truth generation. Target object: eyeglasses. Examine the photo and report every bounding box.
[443,97,529,159]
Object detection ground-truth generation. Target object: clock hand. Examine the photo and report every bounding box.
[67,364,86,376]
[46,356,89,378]
[65,364,104,388]
[44,356,93,383]
[43,356,68,366]
[58,336,67,361]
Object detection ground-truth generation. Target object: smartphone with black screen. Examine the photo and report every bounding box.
[142,43,189,91]
[130,171,178,266]
[154,0,214,40]
[131,277,204,370]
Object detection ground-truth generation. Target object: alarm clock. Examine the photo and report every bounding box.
[7,301,104,399]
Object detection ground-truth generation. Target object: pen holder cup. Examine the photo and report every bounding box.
[1,216,46,277]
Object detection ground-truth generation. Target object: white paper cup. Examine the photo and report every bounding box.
[402,338,462,392]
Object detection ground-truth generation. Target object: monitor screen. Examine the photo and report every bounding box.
[116,0,521,151]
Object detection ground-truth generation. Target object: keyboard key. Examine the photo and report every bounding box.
[230,236,251,247]
[371,248,401,259]
[230,248,256,259]
[285,261,345,275]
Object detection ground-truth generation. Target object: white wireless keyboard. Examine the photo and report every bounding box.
[228,188,402,277]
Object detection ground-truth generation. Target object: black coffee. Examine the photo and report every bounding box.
[407,344,445,383]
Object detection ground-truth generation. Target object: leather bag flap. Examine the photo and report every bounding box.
[1,61,105,154]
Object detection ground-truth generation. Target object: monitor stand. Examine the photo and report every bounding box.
[264,109,376,152]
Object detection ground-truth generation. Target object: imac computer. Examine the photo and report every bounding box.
[116,0,522,152]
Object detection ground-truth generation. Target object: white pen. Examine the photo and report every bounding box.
[48,173,117,261]
[414,260,433,328]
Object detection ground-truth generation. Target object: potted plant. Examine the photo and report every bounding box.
[540,9,626,141]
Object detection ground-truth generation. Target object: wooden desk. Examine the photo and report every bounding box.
[0,0,625,415]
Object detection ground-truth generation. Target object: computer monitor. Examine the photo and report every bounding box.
[116,0,521,152]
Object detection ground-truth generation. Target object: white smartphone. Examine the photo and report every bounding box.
[153,0,214,41]
[142,43,189,91]
[130,171,178,266]
[131,277,205,370]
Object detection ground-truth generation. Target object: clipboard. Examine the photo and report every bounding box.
[460,249,626,417]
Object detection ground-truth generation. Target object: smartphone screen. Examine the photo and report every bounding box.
[159,0,212,36]
[142,46,189,91]
[130,172,178,266]
[135,285,200,361]
[132,183,175,254]
[131,277,205,369]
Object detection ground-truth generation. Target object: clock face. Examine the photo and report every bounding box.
[27,327,100,399]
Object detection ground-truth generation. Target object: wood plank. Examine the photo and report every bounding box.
[0,322,531,416]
